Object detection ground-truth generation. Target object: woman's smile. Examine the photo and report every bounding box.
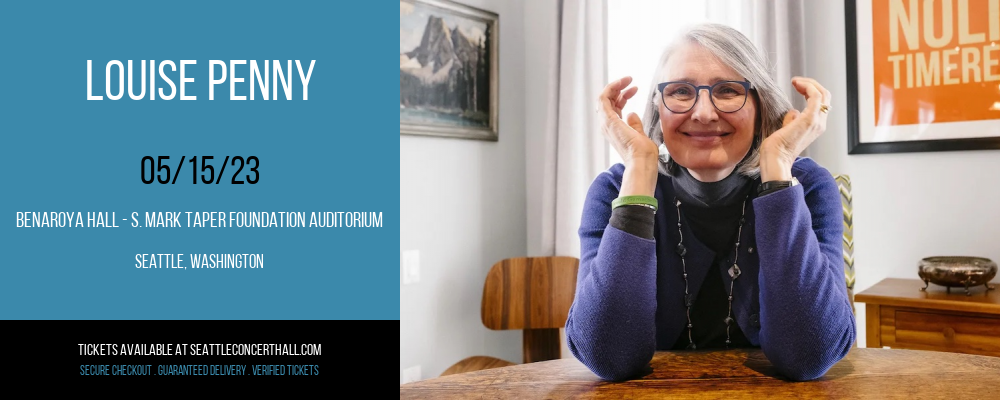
[677,130,734,148]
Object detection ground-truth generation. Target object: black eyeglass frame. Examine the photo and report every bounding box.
[656,80,755,114]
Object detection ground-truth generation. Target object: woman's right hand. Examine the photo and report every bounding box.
[599,76,658,196]
[599,76,658,167]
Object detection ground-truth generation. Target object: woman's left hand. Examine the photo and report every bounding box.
[759,77,831,181]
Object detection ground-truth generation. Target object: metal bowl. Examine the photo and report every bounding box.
[918,256,997,295]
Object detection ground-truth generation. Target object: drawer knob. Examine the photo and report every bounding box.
[943,327,956,341]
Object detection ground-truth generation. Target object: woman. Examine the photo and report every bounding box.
[565,23,855,382]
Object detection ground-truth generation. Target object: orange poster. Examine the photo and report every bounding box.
[871,0,1000,126]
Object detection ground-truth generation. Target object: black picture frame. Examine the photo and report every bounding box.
[845,1,1000,154]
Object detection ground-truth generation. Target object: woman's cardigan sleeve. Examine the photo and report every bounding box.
[565,164,658,381]
[753,158,856,381]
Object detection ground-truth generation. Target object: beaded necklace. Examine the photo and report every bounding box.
[674,194,749,349]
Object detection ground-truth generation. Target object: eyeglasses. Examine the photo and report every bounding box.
[657,80,754,114]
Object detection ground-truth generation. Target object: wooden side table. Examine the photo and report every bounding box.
[855,278,1000,357]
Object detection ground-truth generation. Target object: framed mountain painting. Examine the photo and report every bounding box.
[400,0,499,141]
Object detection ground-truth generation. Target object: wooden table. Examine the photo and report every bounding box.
[399,348,1000,399]
[855,278,1000,356]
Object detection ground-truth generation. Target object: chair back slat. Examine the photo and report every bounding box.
[481,257,579,330]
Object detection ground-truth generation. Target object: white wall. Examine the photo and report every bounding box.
[524,0,558,258]
[400,0,526,382]
[802,1,1000,348]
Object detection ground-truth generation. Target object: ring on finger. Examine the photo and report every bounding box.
[819,104,831,114]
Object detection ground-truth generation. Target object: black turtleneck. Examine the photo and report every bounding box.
[609,165,756,350]
[670,166,755,349]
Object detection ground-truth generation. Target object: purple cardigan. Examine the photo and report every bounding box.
[566,157,855,381]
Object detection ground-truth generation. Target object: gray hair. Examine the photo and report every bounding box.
[641,23,792,178]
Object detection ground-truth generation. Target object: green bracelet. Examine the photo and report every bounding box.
[612,195,658,212]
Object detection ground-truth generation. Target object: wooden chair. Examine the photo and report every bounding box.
[834,174,856,316]
[834,174,859,349]
[440,256,580,376]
